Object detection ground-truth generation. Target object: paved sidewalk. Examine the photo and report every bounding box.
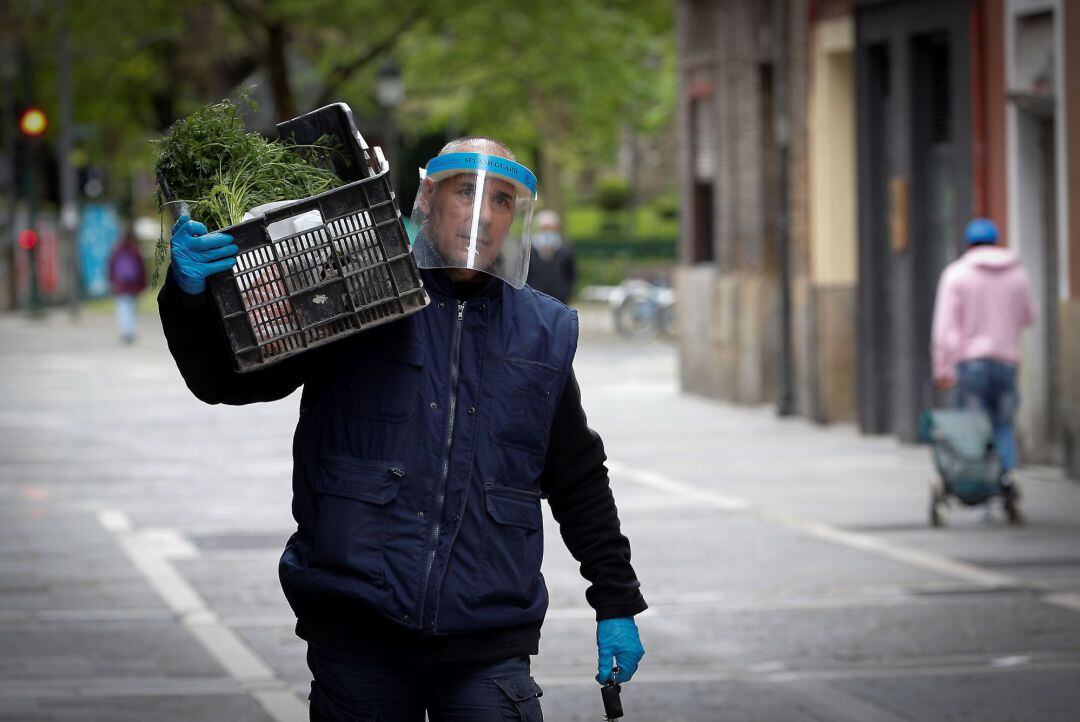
[1,307,1079,721]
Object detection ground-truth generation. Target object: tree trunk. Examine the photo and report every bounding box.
[151,43,180,131]
[539,143,565,217]
[266,22,295,122]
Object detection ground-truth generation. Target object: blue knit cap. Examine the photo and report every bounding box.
[965,218,998,245]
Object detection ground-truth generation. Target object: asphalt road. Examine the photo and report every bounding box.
[1,305,1079,721]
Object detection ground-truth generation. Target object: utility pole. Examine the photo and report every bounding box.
[625,130,638,244]
[772,0,795,416]
[1,43,16,310]
[375,59,404,193]
[18,46,41,314]
[57,0,80,318]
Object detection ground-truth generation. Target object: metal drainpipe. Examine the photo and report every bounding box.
[773,0,796,416]
[969,0,987,218]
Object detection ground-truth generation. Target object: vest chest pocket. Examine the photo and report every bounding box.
[490,357,560,454]
[344,345,424,423]
[312,454,404,586]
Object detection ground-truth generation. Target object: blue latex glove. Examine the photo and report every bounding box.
[596,617,644,684]
[169,215,238,294]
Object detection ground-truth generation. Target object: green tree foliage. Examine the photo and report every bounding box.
[11,0,674,212]
[6,1,183,190]
[400,0,674,166]
[597,175,631,212]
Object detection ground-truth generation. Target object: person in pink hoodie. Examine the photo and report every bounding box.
[931,218,1037,484]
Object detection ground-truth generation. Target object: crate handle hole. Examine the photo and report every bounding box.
[267,209,325,241]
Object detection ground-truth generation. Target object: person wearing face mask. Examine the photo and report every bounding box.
[158,136,645,721]
[525,209,577,304]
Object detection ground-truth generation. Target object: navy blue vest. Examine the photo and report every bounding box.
[279,275,578,635]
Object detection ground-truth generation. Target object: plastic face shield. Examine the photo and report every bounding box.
[409,152,537,289]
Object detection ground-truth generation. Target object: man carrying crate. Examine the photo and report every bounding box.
[159,137,645,721]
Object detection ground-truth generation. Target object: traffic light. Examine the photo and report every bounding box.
[18,229,39,251]
[19,107,48,137]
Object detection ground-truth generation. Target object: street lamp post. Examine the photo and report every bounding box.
[58,0,81,318]
[1,45,16,310]
[17,47,43,314]
[375,59,404,188]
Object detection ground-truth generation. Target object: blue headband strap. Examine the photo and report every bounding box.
[425,152,537,196]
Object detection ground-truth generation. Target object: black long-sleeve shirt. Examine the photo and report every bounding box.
[158,270,646,663]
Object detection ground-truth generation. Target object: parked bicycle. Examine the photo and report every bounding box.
[611,279,677,341]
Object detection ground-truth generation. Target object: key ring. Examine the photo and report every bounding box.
[601,663,623,720]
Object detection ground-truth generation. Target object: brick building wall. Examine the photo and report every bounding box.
[675,0,809,408]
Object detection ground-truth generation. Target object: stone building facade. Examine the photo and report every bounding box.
[675,0,1080,480]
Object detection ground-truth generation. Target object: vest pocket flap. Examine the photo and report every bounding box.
[367,340,424,368]
[317,455,404,504]
[485,487,542,530]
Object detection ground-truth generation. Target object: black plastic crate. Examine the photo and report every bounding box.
[160,103,429,372]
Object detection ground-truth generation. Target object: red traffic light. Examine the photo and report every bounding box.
[18,229,39,250]
[19,108,48,137]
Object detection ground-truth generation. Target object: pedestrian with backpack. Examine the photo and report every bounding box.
[108,229,148,343]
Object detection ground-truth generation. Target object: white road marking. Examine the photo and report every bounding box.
[1044,592,1080,614]
[544,607,598,620]
[779,678,914,722]
[609,462,1080,611]
[542,590,917,621]
[96,509,307,722]
[113,534,204,617]
[759,510,1019,589]
[253,690,310,720]
[136,527,200,559]
[991,655,1031,668]
[0,676,241,698]
[185,617,276,681]
[97,508,133,533]
[37,607,174,623]
[535,654,1080,687]
[607,462,749,511]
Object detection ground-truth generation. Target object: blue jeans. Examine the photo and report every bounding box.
[307,644,543,721]
[954,359,1019,471]
[115,294,137,341]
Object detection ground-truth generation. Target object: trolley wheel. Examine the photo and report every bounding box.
[1004,498,1025,526]
[1002,481,1024,526]
[929,480,946,528]
[930,501,944,528]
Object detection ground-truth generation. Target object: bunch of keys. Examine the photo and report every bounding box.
[601,664,623,720]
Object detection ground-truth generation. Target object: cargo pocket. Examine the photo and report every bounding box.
[313,454,404,586]
[474,485,544,607]
[494,675,544,721]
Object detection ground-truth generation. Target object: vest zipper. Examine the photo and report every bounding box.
[418,300,466,630]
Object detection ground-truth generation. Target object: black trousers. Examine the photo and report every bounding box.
[307,643,543,721]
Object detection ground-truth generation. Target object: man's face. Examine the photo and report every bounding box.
[421,173,517,272]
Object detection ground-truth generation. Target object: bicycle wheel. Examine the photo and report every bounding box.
[614,293,660,340]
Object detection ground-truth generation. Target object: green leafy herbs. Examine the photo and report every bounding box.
[152,92,343,281]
